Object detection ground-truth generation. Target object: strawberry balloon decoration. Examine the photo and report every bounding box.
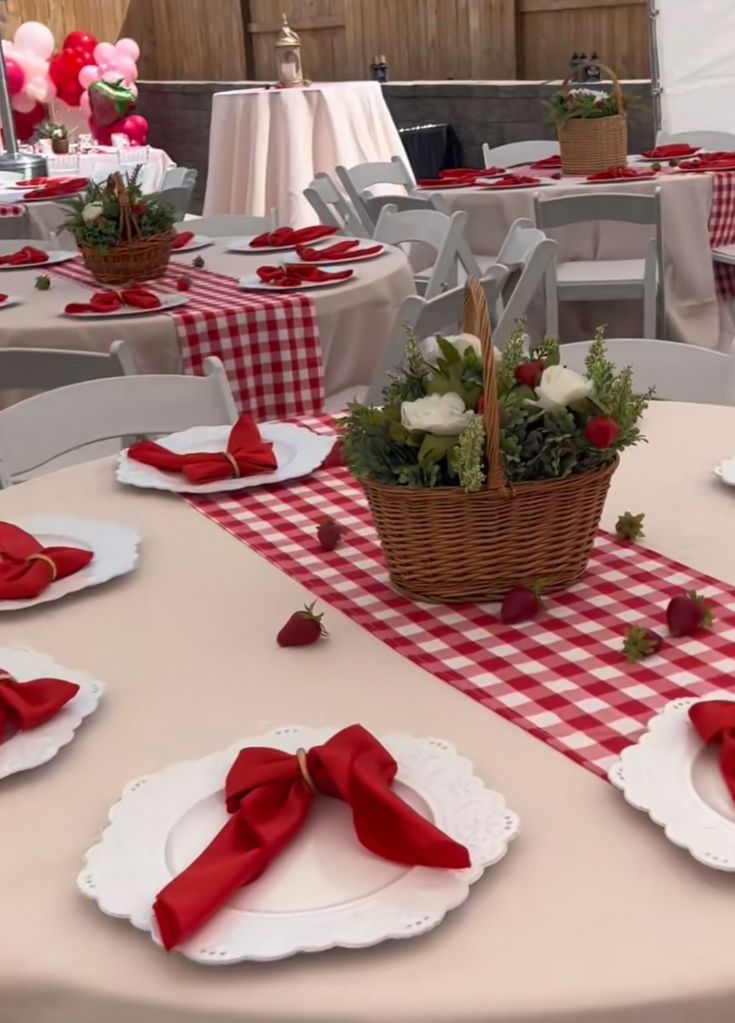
[88,79,136,126]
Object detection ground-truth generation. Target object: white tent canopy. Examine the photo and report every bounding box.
[653,0,735,134]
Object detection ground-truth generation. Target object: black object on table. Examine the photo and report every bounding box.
[398,123,462,180]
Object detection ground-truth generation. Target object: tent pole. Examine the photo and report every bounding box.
[647,0,662,135]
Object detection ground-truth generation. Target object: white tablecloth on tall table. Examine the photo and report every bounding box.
[4,402,735,1023]
[203,82,411,227]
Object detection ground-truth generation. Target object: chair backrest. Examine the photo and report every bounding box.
[534,190,660,230]
[0,357,237,486]
[0,171,21,185]
[493,237,558,349]
[302,172,365,235]
[365,276,505,405]
[363,191,449,222]
[162,166,198,189]
[373,205,469,299]
[482,140,559,170]
[496,218,545,269]
[655,129,735,150]
[147,183,196,219]
[336,156,414,233]
[176,213,274,237]
[0,212,29,241]
[0,339,135,392]
[560,338,735,406]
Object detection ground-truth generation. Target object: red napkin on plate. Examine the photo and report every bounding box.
[121,287,161,310]
[153,723,470,950]
[482,174,541,189]
[171,231,195,250]
[641,143,698,159]
[0,522,93,599]
[531,155,562,169]
[0,294,8,304]
[23,177,88,200]
[0,245,49,266]
[17,176,57,187]
[417,174,477,187]
[586,167,655,182]
[250,225,338,248]
[127,414,277,484]
[64,290,123,315]
[256,263,353,287]
[296,239,382,262]
[689,701,735,802]
[0,671,79,740]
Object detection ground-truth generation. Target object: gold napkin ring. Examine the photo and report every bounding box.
[296,747,316,793]
[26,554,57,581]
[222,452,240,478]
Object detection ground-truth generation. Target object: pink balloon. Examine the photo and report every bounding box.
[114,38,140,62]
[101,69,121,83]
[117,113,148,145]
[14,21,55,60]
[78,64,100,89]
[93,42,116,66]
[11,92,35,114]
[79,90,91,117]
[114,56,137,81]
[128,82,139,98]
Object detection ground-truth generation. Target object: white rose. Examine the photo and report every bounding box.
[401,392,474,436]
[81,202,104,225]
[532,364,594,410]
[420,333,499,361]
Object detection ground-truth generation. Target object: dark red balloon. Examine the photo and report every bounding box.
[13,112,35,142]
[29,102,45,126]
[4,58,24,97]
[57,80,83,107]
[63,31,98,53]
[89,118,113,146]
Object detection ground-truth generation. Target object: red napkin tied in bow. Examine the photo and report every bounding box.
[0,671,78,740]
[689,701,735,802]
[482,174,541,189]
[296,239,382,262]
[586,167,656,182]
[153,724,471,949]
[679,152,735,172]
[64,287,161,315]
[0,522,93,600]
[250,225,338,249]
[17,176,57,187]
[171,231,195,250]
[417,174,477,188]
[121,287,162,309]
[0,245,49,266]
[127,414,277,484]
[640,144,699,159]
[23,177,88,200]
[256,263,353,287]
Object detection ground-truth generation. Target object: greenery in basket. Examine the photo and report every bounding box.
[342,324,652,493]
[62,166,176,249]
[37,120,75,141]
[548,87,625,124]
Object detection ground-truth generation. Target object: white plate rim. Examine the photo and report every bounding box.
[0,248,77,270]
[238,267,354,292]
[227,231,340,254]
[170,234,212,254]
[62,292,190,319]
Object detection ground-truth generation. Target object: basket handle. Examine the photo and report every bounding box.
[461,279,507,493]
[560,62,624,116]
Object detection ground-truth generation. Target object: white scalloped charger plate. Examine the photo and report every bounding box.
[0,516,140,612]
[0,247,77,270]
[0,647,103,780]
[170,234,212,253]
[609,695,735,870]
[78,726,519,963]
[116,423,335,494]
[714,457,735,485]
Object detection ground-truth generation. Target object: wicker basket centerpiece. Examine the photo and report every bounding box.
[551,62,628,176]
[62,166,176,285]
[342,281,652,603]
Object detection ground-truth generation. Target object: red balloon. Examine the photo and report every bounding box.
[13,112,35,142]
[29,102,45,126]
[116,113,148,145]
[49,51,78,85]
[57,80,83,107]
[63,31,98,53]
[89,118,113,145]
[5,58,25,97]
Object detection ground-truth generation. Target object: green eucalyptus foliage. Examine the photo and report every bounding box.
[62,165,176,249]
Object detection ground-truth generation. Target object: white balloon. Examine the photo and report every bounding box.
[14,21,55,60]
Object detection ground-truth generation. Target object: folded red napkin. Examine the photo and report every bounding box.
[127,414,277,484]
[250,225,338,249]
[680,152,735,171]
[0,294,8,304]
[153,724,470,949]
[256,263,354,287]
[0,245,49,266]
[296,239,382,262]
[586,167,655,182]
[0,522,93,599]
[24,177,88,200]
[531,155,562,169]
[120,286,161,310]
[0,671,79,740]
[483,174,541,189]
[689,701,735,801]
[417,174,476,187]
[171,231,195,250]
[64,290,123,315]
[641,143,698,159]
[17,176,57,187]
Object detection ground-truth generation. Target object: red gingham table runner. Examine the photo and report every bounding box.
[708,172,735,300]
[0,204,26,217]
[49,259,325,421]
[186,416,735,781]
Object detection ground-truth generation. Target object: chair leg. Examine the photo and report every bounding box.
[643,279,657,339]
[544,263,559,338]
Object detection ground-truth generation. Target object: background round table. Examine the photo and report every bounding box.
[2,401,735,1023]
[203,82,411,227]
[0,242,414,402]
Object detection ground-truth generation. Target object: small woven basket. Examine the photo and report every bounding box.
[79,231,175,285]
[361,280,617,603]
[557,62,628,176]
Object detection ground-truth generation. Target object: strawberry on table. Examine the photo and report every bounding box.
[277,603,327,647]
[176,275,192,292]
[316,517,341,551]
[192,255,205,269]
[615,511,645,542]
[500,582,545,624]
[622,626,664,662]
[666,591,715,637]
[35,274,51,291]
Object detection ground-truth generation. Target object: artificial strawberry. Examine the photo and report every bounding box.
[650,162,662,171]
[192,255,205,269]
[316,516,341,551]
[500,582,545,624]
[131,203,146,217]
[669,159,680,167]
[514,359,545,389]
[584,416,619,449]
[551,172,562,180]
[615,511,645,542]
[277,602,327,647]
[622,626,664,662]
[666,591,715,637]
[35,273,51,291]
[176,275,192,292]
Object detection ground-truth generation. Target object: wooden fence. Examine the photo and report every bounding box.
[0,0,651,81]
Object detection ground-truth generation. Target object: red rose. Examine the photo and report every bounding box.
[132,203,146,216]
[514,359,545,389]
[584,416,619,449]
[477,394,485,414]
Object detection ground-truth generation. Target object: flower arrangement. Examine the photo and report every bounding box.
[549,87,624,124]
[38,120,76,153]
[343,324,651,493]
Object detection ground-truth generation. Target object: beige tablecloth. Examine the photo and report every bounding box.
[0,243,414,400]
[2,401,735,1023]
[203,83,411,227]
[440,173,734,350]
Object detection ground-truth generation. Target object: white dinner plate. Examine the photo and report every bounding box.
[227,233,338,254]
[610,696,735,870]
[62,292,190,319]
[0,247,77,270]
[78,725,519,963]
[170,234,212,253]
[714,457,735,485]
[239,267,354,292]
[116,422,335,494]
[0,295,21,310]
[0,516,140,612]
[283,243,386,266]
[0,647,103,780]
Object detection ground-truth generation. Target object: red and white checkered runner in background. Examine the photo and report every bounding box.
[708,172,735,300]
[187,415,735,782]
[49,260,325,422]
[0,205,25,217]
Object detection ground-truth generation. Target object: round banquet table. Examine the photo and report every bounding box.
[3,400,735,1023]
[203,82,412,227]
[0,242,414,402]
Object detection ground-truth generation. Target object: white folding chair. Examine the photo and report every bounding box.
[162,167,197,189]
[302,172,366,236]
[147,183,196,219]
[176,214,274,237]
[491,236,558,349]
[372,204,470,299]
[0,357,237,487]
[534,190,663,339]
[0,213,29,242]
[561,338,735,406]
[655,130,735,150]
[0,340,135,393]
[336,156,414,234]
[482,140,559,170]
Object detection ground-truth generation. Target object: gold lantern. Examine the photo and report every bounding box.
[275,13,304,88]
